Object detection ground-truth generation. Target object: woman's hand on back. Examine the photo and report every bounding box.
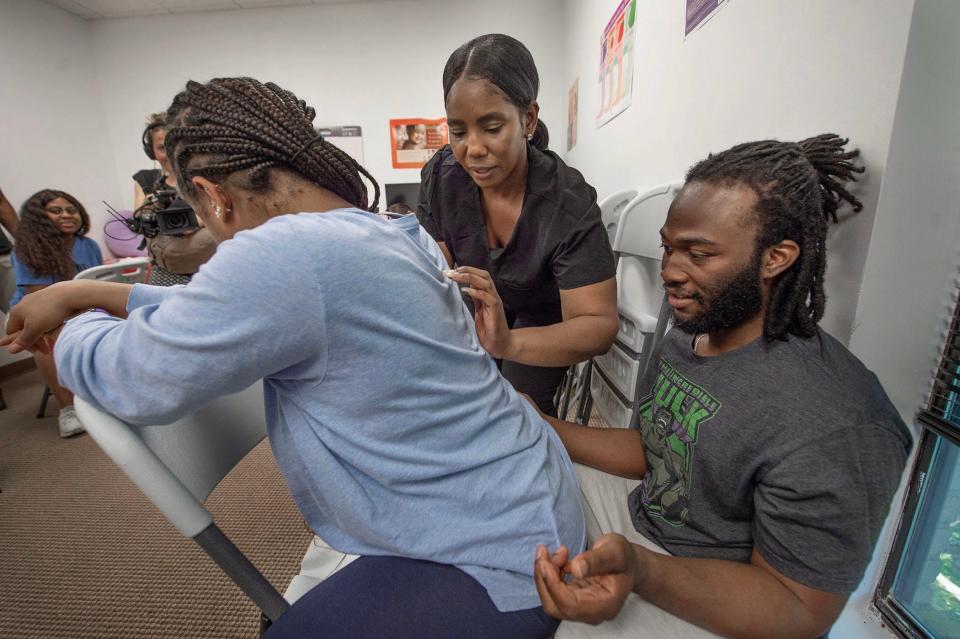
[444,266,515,359]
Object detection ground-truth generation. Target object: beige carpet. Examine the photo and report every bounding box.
[0,367,313,639]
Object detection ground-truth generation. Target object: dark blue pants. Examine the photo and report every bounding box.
[264,556,559,639]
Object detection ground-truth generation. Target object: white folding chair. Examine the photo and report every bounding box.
[599,188,640,245]
[591,182,683,428]
[556,188,640,423]
[75,382,292,627]
[36,258,153,418]
[75,257,151,285]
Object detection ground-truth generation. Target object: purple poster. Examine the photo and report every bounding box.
[685,0,726,37]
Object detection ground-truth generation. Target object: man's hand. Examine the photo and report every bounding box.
[534,534,637,624]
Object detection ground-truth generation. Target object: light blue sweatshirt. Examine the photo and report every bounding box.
[56,210,585,612]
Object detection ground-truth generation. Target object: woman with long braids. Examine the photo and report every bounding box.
[2,77,583,638]
[419,34,619,417]
[11,190,102,437]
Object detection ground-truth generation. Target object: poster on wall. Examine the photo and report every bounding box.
[597,0,637,128]
[567,78,579,152]
[390,118,448,169]
[317,125,364,165]
[685,0,727,38]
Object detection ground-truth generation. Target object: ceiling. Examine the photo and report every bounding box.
[43,0,372,20]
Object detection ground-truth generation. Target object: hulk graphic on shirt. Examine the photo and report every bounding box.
[637,360,720,526]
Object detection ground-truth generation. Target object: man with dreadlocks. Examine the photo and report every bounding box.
[532,135,912,638]
[2,77,583,638]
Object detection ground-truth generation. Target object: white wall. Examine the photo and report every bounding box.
[837,0,960,636]
[87,0,565,211]
[0,0,122,251]
[559,0,914,343]
[0,0,123,369]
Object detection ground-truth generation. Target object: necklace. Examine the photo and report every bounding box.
[693,333,707,354]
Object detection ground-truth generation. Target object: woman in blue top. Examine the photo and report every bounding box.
[11,190,102,437]
[2,78,583,638]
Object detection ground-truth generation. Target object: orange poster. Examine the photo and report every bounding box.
[390,118,448,169]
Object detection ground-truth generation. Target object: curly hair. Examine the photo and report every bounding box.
[14,189,90,280]
[686,134,864,340]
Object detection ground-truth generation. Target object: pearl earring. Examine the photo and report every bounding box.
[526,133,533,141]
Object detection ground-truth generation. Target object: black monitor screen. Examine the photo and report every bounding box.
[385,182,420,208]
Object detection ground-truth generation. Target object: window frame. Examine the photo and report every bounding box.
[875,416,960,636]
[874,283,960,638]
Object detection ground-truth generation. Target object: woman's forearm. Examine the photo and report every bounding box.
[506,314,618,367]
[59,280,134,319]
[3,281,135,354]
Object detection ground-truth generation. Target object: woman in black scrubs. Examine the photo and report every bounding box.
[418,34,619,416]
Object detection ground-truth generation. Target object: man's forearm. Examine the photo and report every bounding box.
[632,547,836,639]
[545,415,647,479]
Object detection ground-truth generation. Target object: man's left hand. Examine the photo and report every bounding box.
[534,534,637,624]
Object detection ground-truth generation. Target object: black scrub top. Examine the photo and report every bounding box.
[132,168,163,194]
[417,145,616,328]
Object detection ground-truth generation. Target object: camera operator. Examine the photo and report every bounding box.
[133,112,215,285]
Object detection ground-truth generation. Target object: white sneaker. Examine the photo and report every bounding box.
[58,406,86,438]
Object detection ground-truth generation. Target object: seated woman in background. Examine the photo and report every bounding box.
[10,189,102,437]
[3,77,583,639]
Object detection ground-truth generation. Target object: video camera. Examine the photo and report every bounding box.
[127,187,200,238]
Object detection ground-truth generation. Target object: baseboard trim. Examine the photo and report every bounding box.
[0,357,35,380]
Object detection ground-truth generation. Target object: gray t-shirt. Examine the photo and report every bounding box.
[628,328,912,593]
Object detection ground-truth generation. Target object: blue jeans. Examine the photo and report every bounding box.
[264,556,559,638]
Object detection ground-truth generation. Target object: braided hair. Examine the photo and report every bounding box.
[686,133,864,340]
[163,77,379,211]
[14,189,90,280]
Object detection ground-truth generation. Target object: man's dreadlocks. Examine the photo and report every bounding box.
[686,133,864,340]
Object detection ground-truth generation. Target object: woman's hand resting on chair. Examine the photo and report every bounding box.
[1,280,133,354]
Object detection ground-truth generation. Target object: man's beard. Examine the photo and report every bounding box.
[669,253,764,335]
